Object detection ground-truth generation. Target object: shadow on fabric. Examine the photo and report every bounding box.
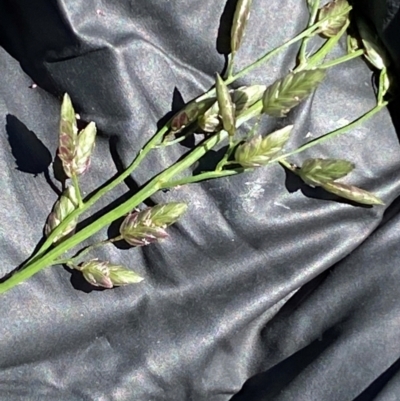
[230,325,341,401]
[0,0,79,94]
[283,164,372,208]
[353,357,400,400]
[5,114,61,196]
[216,0,241,76]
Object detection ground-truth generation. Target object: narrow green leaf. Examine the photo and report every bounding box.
[299,158,355,186]
[235,125,293,168]
[262,69,326,117]
[216,73,236,136]
[231,0,253,54]
[321,182,384,205]
[318,0,350,38]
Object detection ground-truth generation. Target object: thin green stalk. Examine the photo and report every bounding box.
[298,0,320,68]
[226,53,235,79]
[317,50,364,70]
[71,174,83,208]
[157,132,228,185]
[296,20,349,72]
[160,169,245,189]
[0,132,228,294]
[279,159,297,171]
[377,67,388,106]
[163,102,389,188]
[160,125,198,147]
[24,124,170,267]
[195,5,352,104]
[54,236,123,266]
[269,102,388,163]
[216,135,236,171]
[225,5,352,86]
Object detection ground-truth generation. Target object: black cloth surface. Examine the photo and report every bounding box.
[1,1,400,400]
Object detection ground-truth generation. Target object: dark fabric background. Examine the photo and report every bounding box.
[0,1,400,400]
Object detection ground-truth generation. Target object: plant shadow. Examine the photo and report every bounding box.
[216,0,239,76]
[158,86,197,149]
[5,114,61,195]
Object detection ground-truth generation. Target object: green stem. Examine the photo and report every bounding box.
[196,5,352,103]
[71,174,83,208]
[160,169,245,189]
[377,67,388,106]
[0,4,357,293]
[216,135,236,171]
[269,102,388,163]
[296,20,349,72]
[54,236,123,266]
[23,125,169,267]
[157,131,228,185]
[278,159,298,172]
[298,0,320,68]
[226,53,235,79]
[0,132,227,294]
[317,50,364,70]
[160,125,198,147]
[164,102,389,188]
